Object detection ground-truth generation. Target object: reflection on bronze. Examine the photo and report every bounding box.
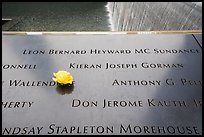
[55,83,74,95]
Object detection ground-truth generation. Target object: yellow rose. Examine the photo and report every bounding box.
[52,70,73,85]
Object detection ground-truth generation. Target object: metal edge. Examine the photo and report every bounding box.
[2,30,202,35]
[2,18,12,21]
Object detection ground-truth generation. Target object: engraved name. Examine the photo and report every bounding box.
[67,63,183,69]
[112,79,161,86]
[71,99,143,108]
[9,80,58,87]
[22,48,200,55]
[2,124,200,135]
[2,64,37,70]
[112,78,202,86]
[2,101,34,108]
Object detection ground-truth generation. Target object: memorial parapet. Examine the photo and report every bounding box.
[2,33,202,135]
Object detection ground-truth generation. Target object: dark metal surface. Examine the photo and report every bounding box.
[2,34,202,135]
